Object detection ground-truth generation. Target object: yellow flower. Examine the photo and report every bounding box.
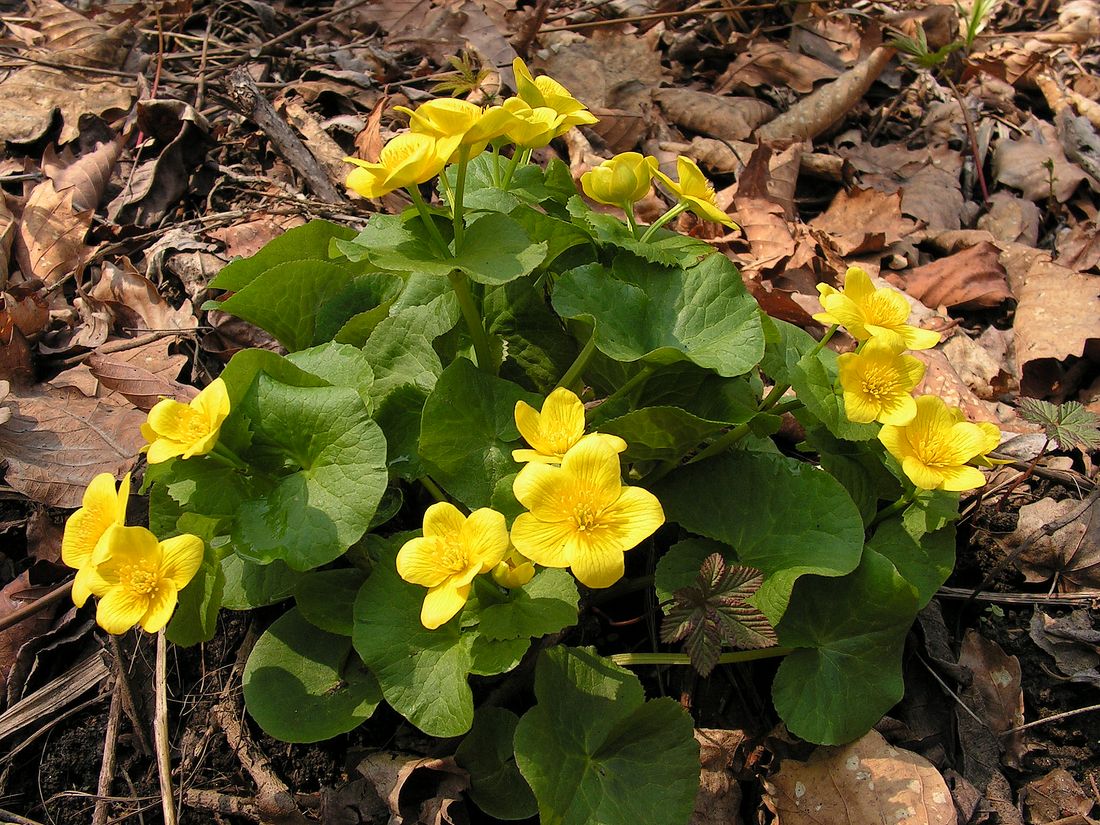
[837,338,925,425]
[492,549,536,589]
[970,421,1005,468]
[513,387,626,464]
[345,132,460,199]
[813,267,941,351]
[500,98,566,149]
[654,156,737,228]
[512,57,598,134]
[83,525,204,634]
[62,472,131,608]
[510,438,664,588]
[397,503,510,629]
[878,395,990,491]
[141,378,230,464]
[394,98,515,160]
[581,152,659,208]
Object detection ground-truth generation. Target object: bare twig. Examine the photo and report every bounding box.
[1007,702,1100,734]
[92,684,123,825]
[0,581,71,633]
[512,0,553,58]
[154,631,178,825]
[108,634,154,757]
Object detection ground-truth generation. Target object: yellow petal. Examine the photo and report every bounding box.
[96,587,149,635]
[62,473,126,569]
[901,325,942,351]
[397,537,451,588]
[159,534,204,589]
[421,580,470,630]
[558,437,623,513]
[567,535,625,589]
[145,398,197,443]
[139,581,180,633]
[842,389,881,424]
[96,526,161,581]
[594,486,664,553]
[901,456,947,490]
[876,392,918,426]
[511,448,563,465]
[580,432,628,455]
[514,400,550,454]
[145,438,185,465]
[422,501,466,540]
[937,464,988,492]
[72,565,99,607]
[193,379,230,428]
[512,462,571,520]
[976,422,1002,455]
[460,508,510,571]
[510,513,574,568]
[841,267,875,303]
[538,388,586,452]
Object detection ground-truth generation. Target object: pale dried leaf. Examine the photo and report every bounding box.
[1,282,50,338]
[281,99,350,186]
[809,187,918,256]
[1028,609,1100,688]
[89,259,197,333]
[87,342,195,411]
[977,192,1041,246]
[958,630,1027,768]
[763,729,956,825]
[0,571,62,697]
[0,310,35,388]
[42,136,125,212]
[693,729,747,825]
[0,66,134,145]
[0,384,145,508]
[993,131,1088,203]
[1056,217,1100,272]
[13,180,92,287]
[840,142,965,231]
[207,216,306,260]
[27,0,133,68]
[0,196,14,287]
[1004,497,1100,591]
[901,243,1013,309]
[911,348,1002,425]
[716,39,838,94]
[536,26,664,113]
[655,89,776,142]
[1022,768,1097,824]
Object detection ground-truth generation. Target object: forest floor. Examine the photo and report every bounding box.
[0,0,1099,822]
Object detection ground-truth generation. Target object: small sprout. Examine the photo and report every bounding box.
[890,23,963,69]
[432,51,492,98]
[660,554,776,677]
[1018,398,1100,452]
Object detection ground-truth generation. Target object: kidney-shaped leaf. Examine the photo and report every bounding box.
[514,646,699,825]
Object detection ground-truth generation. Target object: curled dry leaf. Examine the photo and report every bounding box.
[1,281,50,339]
[42,135,125,212]
[977,192,1041,246]
[27,0,134,67]
[89,259,197,333]
[958,630,1027,769]
[1021,768,1097,824]
[0,571,63,698]
[13,180,93,287]
[715,39,838,94]
[693,729,747,825]
[355,752,468,825]
[1004,496,1100,591]
[993,127,1089,203]
[900,242,1013,310]
[0,195,14,287]
[1028,609,1100,688]
[762,729,956,825]
[87,340,196,412]
[0,380,10,426]
[0,383,146,508]
[840,142,965,231]
[809,187,917,256]
[654,89,777,142]
[1056,217,1100,273]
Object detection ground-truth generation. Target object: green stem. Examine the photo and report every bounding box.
[757,324,839,414]
[556,328,597,391]
[209,442,248,471]
[624,203,642,240]
[452,146,471,252]
[406,185,451,258]
[688,421,751,466]
[447,269,496,374]
[419,475,449,504]
[639,202,690,243]
[868,491,917,529]
[501,148,524,189]
[611,647,793,667]
[489,145,502,186]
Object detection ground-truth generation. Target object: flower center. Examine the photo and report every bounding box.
[180,408,211,441]
[572,502,600,532]
[438,541,469,575]
[123,564,158,596]
[860,366,895,402]
[864,292,908,327]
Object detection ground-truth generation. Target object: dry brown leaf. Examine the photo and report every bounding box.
[977,192,1042,246]
[693,729,747,825]
[13,180,92,287]
[355,752,468,825]
[1021,768,1097,824]
[1,281,49,339]
[42,135,125,212]
[0,196,15,288]
[87,341,195,411]
[762,729,956,825]
[0,66,133,146]
[958,630,1027,769]
[0,571,63,698]
[993,128,1089,203]
[354,94,390,163]
[1056,217,1100,272]
[0,383,145,508]
[0,310,35,388]
[538,26,665,113]
[911,347,1003,425]
[1028,609,1100,688]
[940,330,1017,402]
[365,0,515,68]
[1000,243,1100,397]
[280,98,350,187]
[715,39,838,94]
[654,89,776,142]
[840,142,965,231]
[901,243,1013,310]
[810,187,917,256]
[27,0,134,67]
[38,294,111,355]
[89,259,197,333]
[756,46,895,142]
[1004,496,1100,591]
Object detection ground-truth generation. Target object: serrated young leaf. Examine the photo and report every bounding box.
[660,553,776,676]
[1018,398,1100,451]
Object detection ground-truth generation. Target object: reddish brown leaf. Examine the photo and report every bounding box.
[901,243,1013,310]
[958,630,1027,769]
[13,180,92,287]
[89,259,197,333]
[809,187,917,256]
[42,135,125,213]
[655,89,776,142]
[0,384,145,508]
[87,342,195,412]
[715,39,838,95]
[993,124,1090,203]
[0,571,62,698]
[1021,768,1096,824]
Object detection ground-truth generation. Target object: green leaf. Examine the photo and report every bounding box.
[903,490,960,537]
[511,207,592,269]
[484,277,580,394]
[418,358,540,509]
[294,568,367,636]
[210,220,358,291]
[337,213,454,277]
[453,213,548,286]
[1018,397,1100,451]
[553,254,764,377]
[232,376,388,570]
[353,558,476,737]
[286,342,375,410]
[868,520,955,608]
[790,348,879,441]
[568,197,714,267]
[801,425,902,525]
[759,315,817,385]
[478,569,580,641]
[243,608,380,743]
[362,301,454,403]
[514,647,699,825]
[455,708,538,821]
[600,406,726,463]
[654,537,728,605]
[165,515,224,646]
[772,549,919,745]
[374,384,429,479]
[220,555,297,610]
[640,365,760,425]
[470,636,530,676]
[655,451,864,623]
[315,272,403,344]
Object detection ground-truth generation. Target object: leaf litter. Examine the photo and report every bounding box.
[0,0,1098,821]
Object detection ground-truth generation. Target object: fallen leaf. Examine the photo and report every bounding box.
[1,281,50,339]
[994,126,1090,203]
[693,729,746,825]
[28,0,133,67]
[715,38,838,94]
[0,66,134,146]
[0,196,15,286]
[958,630,1027,769]
[0,383,145,508]
[655,89,776,142]
[0,312,35,388]
[763,729,956,825]
[1056,217,1100,273]
[87,341,195,411]
[1021,768,1097,824]
[364,0,515,69]
[89,259,197,333]
[355,752,468,825]
[13,180,92,287]
[810,187,918,256]
[977,192,1042,246]
[840,142,965,231]
[1000,243,1100,398]
[1028,609,1100,689]
[0,571,62,698]
[900,242,1013,310]
[1004,496,1100,591]
[42,135,125,212]
[207,216,307,260]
